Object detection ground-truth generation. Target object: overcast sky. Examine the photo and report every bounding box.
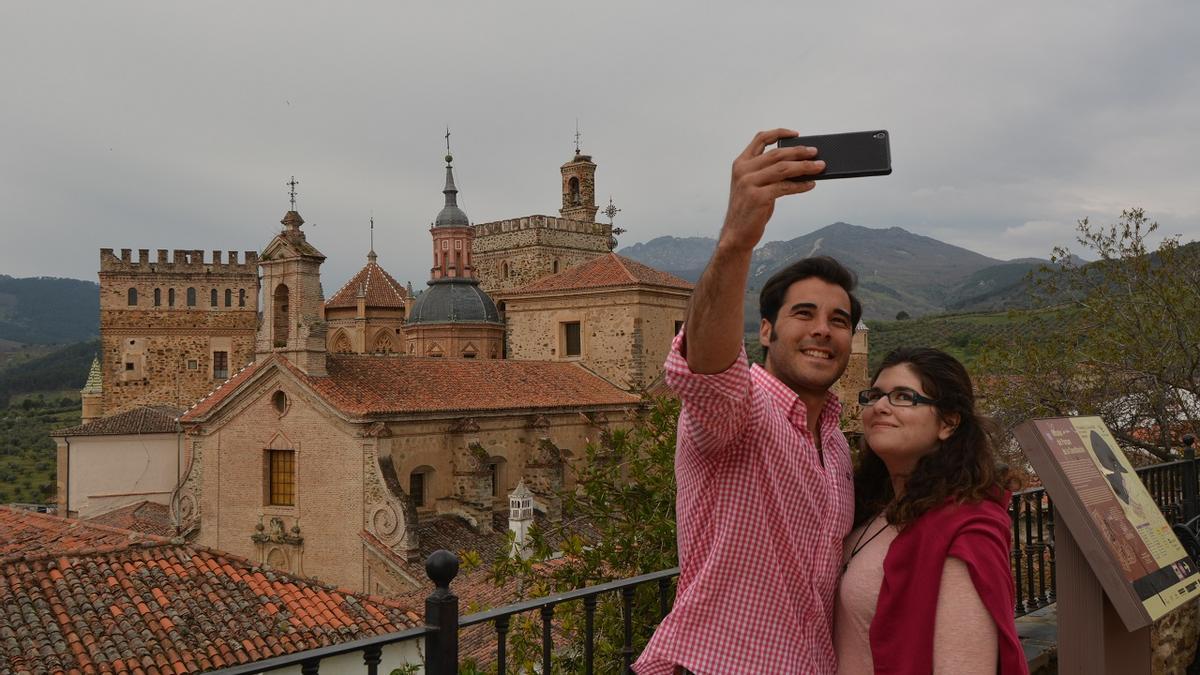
[2,2,1197,289]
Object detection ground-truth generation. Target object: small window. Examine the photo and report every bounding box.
[410,471,426,507]
[239,289,246,307]
[502,262,509,278]
[563,322,581,357]
[213,351,229,379]
[272,390,288,414]
[168,288,175,307]
[186,287,196,306]
[674,320,685,335]
[489,462,500,498]
[127,288,138,306]
[210,289,218,307]
[553,260,559,274]
[267,449,296,506]
[225,289,233,307]
[187,360,198,370]
[154,288,162,306]
[125,362,135,371]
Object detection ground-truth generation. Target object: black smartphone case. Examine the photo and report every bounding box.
[779,130,892,180]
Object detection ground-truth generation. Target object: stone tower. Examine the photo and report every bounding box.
[256,210,328,376]
[406,151,505,359]
[560,150,598,223]
[833,320,871,436]
[472,148,612,294]
[97,246,259,416]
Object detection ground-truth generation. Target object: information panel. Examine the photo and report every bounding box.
[1015,416,1200,627]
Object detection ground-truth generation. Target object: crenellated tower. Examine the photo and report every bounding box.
[97,246,259,416]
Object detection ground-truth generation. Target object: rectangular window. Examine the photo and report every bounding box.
[168,288,175,307]
[213,351,228,379]
[410,472,425,507]
[489,463,499,497]
[563,321,581,357]
[187,359,198,370]
[125,362,135,371]
[267,449,296,506]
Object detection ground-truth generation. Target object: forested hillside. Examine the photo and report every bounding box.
[0,275,99,344]
[0,339,98,408]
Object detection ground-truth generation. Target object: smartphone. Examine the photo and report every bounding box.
[779,130,892,181]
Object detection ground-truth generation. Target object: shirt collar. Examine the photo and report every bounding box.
[750,362,844,428]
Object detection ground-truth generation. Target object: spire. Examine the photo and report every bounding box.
[434,129,470,227]
[81,356,102,394]
[368,214,377,263]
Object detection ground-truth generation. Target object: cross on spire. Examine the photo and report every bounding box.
[445,126,452,163]
[574,119,582,155]
[287,176,299,210]
[369,212,375,256]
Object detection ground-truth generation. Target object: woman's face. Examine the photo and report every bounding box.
[862,363,957,473]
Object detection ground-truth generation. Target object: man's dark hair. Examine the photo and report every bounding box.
[759,255,863,328]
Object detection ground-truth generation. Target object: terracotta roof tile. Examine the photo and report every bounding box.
[508,253,693,295]
[325,258,409,310]
[86,501,175,538]
[182,355,638,422]
[52,406,183,438]
[0,506,421,673]
[304,355,639,417]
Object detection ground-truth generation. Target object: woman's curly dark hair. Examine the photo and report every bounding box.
[853,347,1020,529]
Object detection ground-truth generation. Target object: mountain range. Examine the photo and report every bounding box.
[0,275,100,347]
[618,222,1052,321]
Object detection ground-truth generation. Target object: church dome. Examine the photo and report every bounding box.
[407,278,501,325]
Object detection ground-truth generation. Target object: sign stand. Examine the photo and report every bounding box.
[1055,510,1150,674]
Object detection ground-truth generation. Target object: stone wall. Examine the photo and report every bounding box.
[99,248,259,415]
[502,287,689,391]
[405,323,503,359]
[472,216,611,293]
[1152,598,1200,674]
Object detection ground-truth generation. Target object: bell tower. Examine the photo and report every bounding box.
[256,179,328,376]
[560,130,598,222]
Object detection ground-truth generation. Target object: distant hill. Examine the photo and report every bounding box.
[0,276,99,344]
[0,339,99,408]
[619,223,1052,320]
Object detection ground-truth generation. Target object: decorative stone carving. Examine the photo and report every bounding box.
[365,449,420,560]
[361,421,391,438]
[448,417,480,434]
[251,516,304,546]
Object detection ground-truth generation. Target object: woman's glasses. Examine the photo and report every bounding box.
[857,387,939,407]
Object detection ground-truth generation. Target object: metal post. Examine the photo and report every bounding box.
[424,550,460,675]
[1181,436,1196,517]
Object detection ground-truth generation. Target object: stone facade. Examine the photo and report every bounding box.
[831,323,870,436]
[560,152,599,222]
[98,248,258,415]
[472,215,612,293]
[405,322,502,359]
[503,287,689,391]
[185,360,633,596]
[1151,598,1199,675]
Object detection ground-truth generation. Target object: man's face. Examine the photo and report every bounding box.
[759,277,854,397]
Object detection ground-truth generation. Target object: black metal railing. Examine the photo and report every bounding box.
[214,449,1198,672]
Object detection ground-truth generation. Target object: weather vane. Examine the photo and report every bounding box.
[445,126,452,161]
[603,195,621,226]
[370,211,375,253]
[574,119,582,155]
[287,176,299,210]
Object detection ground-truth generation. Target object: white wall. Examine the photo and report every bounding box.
[258,638,424,674]
[65,432,181,518]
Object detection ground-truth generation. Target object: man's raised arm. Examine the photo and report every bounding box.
[684,129,825,373]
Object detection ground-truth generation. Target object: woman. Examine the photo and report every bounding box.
[834,347,1027,675]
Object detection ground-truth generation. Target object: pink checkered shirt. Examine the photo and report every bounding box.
[634,331,855,675]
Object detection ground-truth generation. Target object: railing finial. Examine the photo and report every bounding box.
[426,549,460,591]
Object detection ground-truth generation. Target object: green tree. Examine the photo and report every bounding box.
[477,397,680,673]
[980,209,1200,461]
[895,310,910,321]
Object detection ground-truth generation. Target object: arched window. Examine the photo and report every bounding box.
[186,287,196,306]
[225,289,233,307]
[153,288,161,306]
[127,288,138,306]
[210,288,218,307]
[568,177,581,205]
[238,288,246,307]
[502,262,509,278]
[332,331,353,354]
[552,259,559,274]
[167,288,175,307]
[273,284,290,347]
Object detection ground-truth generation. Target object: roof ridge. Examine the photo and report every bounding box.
[608,252,638,284]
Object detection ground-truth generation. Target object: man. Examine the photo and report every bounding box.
[634,129,862,674]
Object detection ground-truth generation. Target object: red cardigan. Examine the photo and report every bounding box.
[869,495,1029,675]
